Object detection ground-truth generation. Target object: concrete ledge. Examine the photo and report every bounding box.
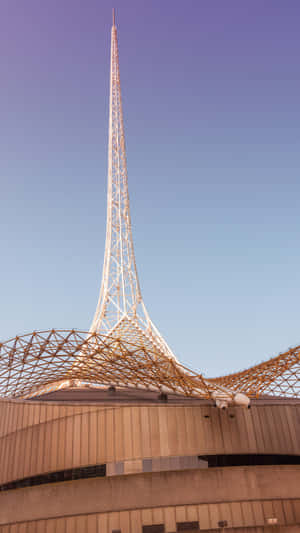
[0,465,299,524]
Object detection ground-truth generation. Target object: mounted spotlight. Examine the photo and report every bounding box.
[233,392,250,408]
[212,390,250,410]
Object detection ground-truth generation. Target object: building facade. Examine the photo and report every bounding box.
[0,391,299,531]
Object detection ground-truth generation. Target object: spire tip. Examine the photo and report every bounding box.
[112,8,115,26]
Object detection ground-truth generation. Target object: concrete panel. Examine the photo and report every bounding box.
[97,513,108,533]
[152,508,163,524]
[122,408,132,460]
[175,506,186,523]
[140,406,151,459]
[55,517,66,533]
[0,467,300,525]
[186,505,198,522]
[132,407,142,460]
[89,410,98,465]
[207,503,220,530]
[251,500,264,526]
[164,507,176,532]
[86,514,97,532]
[130,510,141,533]
[141,509,153,525]
[119,510,130,533]
[108,511,120,531]
[197,505,210,530]
[149,407,160,458]
[114,407,124,461]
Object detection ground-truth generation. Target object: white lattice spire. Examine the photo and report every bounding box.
[90,10,175,360]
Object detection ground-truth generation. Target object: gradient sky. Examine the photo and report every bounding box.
[1,1,300,378]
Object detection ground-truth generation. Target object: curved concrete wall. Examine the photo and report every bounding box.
[0,398,299,531]
[0,399,299,485]
[0,466,300,525]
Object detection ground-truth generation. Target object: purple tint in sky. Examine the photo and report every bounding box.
[1,1,300,377]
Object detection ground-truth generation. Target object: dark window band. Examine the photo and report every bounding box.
[0,463,106,492]
[1,454,299,492]
[198,454,300,467]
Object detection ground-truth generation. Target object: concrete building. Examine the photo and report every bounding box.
[0,390,299,531]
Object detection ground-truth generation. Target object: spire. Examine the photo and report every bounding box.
[89,12,175,360]
[90,15,141,332]
[112,8,115,27]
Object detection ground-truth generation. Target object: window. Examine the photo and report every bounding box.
[0,464,106,492]
[197,454,300,467]
[142,526,165,533]
[177,522,199,531]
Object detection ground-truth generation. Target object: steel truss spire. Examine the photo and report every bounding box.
[89,11,175,360]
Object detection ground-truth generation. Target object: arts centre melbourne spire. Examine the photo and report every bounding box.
[90,9,176,358]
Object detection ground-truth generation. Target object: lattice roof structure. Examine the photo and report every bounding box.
[210,346,300,398]
[0,330,299,400]
[1,12,299,403]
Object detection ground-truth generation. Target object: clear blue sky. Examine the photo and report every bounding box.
[1,1,300,378]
